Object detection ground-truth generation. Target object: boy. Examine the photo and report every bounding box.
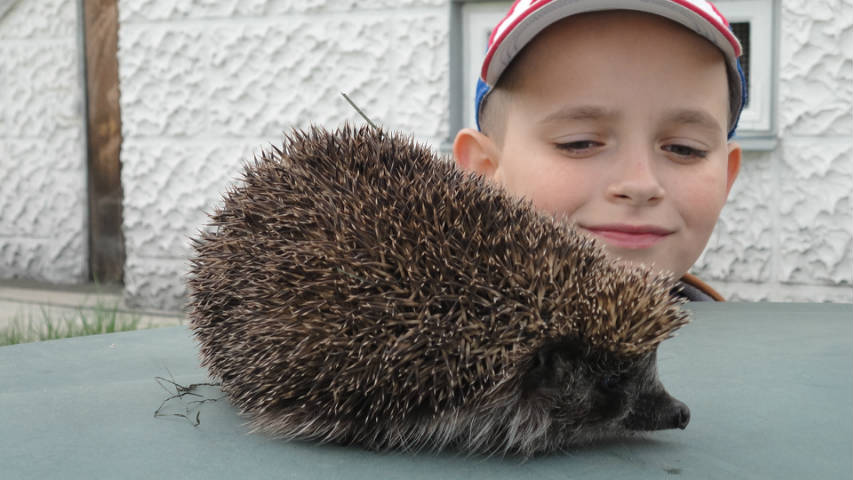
[453,0,745,301]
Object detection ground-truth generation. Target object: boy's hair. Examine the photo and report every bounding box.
[474,0,748,140]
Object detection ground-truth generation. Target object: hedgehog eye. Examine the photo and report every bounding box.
[599,374,622,391]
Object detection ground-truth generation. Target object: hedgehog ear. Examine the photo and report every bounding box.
[452,128,501,182]
[522,339,586,393]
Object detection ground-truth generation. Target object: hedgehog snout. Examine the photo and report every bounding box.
[622,391,690,431]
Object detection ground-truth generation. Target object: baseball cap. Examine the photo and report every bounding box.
[474,0,747,139]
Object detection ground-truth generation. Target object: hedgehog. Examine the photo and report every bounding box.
[188,125,691,457]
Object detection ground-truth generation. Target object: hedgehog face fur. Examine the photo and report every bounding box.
[188,125,691,457]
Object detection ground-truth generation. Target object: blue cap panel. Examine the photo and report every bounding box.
[474,78,491,131]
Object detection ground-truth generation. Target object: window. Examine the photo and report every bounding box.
[449,0,778,150]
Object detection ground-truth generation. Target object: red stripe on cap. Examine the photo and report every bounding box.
[707,1,730,27]
[481,0,557,81]
[487,0,522,45]
[669,0,742,56]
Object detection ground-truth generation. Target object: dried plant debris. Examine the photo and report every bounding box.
[188,125,690,456]
[154,375,224,427]
[340,91,379,130]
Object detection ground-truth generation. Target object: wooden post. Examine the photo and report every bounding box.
[82,0,124,284]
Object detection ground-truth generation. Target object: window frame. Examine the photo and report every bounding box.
[714,0,779,149]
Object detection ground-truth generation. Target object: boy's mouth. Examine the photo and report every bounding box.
[579,224,673,250]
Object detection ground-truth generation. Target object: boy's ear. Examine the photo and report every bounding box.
[452,128,501,180]
[725,141,742,196]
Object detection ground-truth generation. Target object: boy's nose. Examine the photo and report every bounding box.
[606,154,665,205]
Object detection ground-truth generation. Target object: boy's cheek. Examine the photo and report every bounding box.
[671,177,729,244]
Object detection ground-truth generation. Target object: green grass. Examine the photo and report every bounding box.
[0,300,144,347]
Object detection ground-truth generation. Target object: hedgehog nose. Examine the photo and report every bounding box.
[673,399,690,429]
[623,393,691,431]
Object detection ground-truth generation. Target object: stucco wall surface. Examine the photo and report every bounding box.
[0,0,88,284]
[115,0,851,311]
[117,0,449,310]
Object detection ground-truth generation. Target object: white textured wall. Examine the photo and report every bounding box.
[693,0,853,302]
[114,0,851,311]
[117,0,449,310]
[0,0,88,284]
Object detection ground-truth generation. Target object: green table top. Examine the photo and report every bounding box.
[1,302,851,479]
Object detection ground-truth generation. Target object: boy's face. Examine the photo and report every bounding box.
[454,11,741,278]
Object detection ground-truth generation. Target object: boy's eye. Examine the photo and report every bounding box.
[555,140,602,152]
[663,144,708,159]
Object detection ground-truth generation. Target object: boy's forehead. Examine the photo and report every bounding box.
[483,3,741,86]
[522,10,725,65]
